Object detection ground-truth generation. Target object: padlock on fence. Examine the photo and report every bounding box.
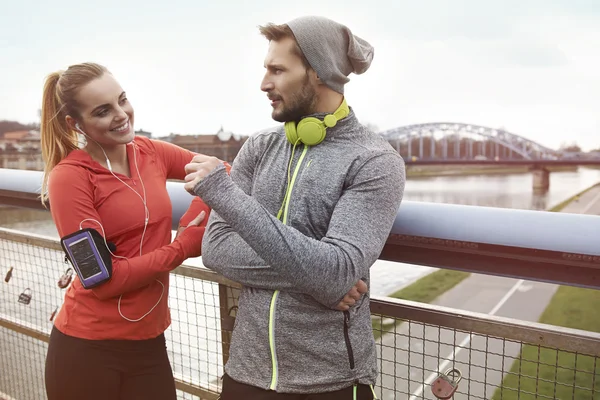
[4,266,13,283]
[431,368,462,399]
[57,268,74,289]
[18,288,32,305]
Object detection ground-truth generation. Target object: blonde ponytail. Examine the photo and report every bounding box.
[39,62,108,206]
[40,72,78,205]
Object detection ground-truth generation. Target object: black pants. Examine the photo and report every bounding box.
[219,374,376,400]
[45,326,176,400]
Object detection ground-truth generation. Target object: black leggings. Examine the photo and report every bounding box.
[219,374,376,400]
[45,326,176,400]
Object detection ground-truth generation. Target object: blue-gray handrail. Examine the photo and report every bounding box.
[1,168,598,289]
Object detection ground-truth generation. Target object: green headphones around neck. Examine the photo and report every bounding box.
[284,98,349,146]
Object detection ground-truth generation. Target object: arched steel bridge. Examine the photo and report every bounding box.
[380,122,560,160]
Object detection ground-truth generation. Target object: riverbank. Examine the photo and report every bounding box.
[407,164,577,178]
[547,181,600,211]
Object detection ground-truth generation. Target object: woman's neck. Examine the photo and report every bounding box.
[84,142,128,173]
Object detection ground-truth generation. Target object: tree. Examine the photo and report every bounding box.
[559,141,581,153]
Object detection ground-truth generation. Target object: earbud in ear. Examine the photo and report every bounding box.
[75,123,81,131]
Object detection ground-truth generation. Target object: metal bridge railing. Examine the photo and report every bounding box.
[2,227,599,400]
[0,227,230,400]
[371,300,600,400]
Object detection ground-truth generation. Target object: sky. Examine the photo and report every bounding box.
[1,0,599,150]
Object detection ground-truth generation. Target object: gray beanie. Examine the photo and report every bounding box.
[287,16,374,94]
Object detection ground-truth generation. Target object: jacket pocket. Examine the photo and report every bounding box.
[343,311,355,370]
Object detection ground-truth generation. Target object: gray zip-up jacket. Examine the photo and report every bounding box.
[193,109,405,393]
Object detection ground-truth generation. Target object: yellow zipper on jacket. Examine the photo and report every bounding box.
[269,144,308,390]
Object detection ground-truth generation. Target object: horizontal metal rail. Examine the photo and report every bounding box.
[1,167,600,292]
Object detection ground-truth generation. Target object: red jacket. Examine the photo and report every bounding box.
[49,136,212,340]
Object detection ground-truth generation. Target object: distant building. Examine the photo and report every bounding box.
[1,130,40,150]
[158,126,248,163]
[0,130,43,170]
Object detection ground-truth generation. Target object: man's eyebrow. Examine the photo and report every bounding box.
[265,63,286,70]
[90,91,126,114]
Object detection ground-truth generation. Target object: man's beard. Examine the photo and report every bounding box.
[272,76,318,123]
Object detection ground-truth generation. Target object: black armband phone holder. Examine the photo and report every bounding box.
[60,228,113,289]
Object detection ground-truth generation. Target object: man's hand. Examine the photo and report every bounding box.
[184,155,223,194]
[175,210,206,239]
[335,279,368,311]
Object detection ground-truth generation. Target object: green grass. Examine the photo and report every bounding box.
[372,269,470,339]
[492,286,600,399]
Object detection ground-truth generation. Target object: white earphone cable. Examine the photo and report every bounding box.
[77,128,163,322]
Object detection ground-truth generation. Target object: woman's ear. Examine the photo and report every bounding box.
[65,115,78,132]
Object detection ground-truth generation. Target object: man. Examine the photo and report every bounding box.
[184,15,405,399]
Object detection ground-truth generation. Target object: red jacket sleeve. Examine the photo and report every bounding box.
[147,138,196,180]
[178,164,232,229]
[147,138,232,232]
[148,137,232,180]
[48,164,201,300]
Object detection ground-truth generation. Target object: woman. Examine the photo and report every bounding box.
[40,62,215,400]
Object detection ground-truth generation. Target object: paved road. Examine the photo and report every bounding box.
[375,183,600,400]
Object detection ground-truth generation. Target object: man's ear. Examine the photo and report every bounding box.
[308,68,325,86]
